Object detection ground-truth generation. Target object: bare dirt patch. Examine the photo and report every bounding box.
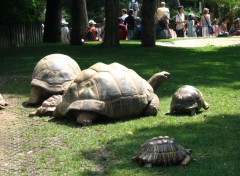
[156,37,240,47]
[0,94,32,175]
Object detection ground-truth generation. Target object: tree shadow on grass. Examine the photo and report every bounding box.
[79,113,240,176]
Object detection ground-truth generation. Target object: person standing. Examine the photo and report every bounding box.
[187,13,197,37]
[124,9,135,39]
[201,8,211,38]
[61,20,70,42]
[129,0,139,17]
[175,6,186,37]
[120,9,128,21]
[119,18,127,40]
[156,2,170,21]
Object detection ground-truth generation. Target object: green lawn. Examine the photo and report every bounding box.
[0,40,239,176]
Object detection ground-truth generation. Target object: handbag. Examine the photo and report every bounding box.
[204,15,215,34]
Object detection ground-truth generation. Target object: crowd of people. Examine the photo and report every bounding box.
[155,2,240,39]
[60,1,240,43]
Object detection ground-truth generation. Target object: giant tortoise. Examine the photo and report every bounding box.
[53,62,170,125]
[166,85,209,115]
[27,54,81,105]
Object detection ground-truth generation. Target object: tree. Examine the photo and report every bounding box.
[102,0,119,47]
[0,0,45,23]
[141,0,156,47]
[70,0,88,45]
[43,0,62,43]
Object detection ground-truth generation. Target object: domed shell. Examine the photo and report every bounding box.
[54,62,154,119]
[132,136,191,166]
[31,54,81,93]
[169,85,209,114]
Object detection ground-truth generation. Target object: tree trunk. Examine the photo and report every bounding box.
[70,0,88,45]
[141,0,156,47]
[43,0,62,43]
[102,0,119,47]
[173,0,180,8]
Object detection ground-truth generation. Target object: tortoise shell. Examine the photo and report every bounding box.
[31,54,81,93]
[132,136,191,167]
[0,94,8,109]
[54,62,154,119]
[169,85,209,115]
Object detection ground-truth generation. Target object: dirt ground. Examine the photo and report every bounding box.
[156,36,240,47]
[0,37,240,175]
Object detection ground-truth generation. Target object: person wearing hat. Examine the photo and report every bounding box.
[187,13,197,37]
[175,6,186,37]
[132,17,142,40]
[61,19,70,42]
[229,18,240,36]
[156,2,170,21]
[156,13,172,39]
[85,20,99,41]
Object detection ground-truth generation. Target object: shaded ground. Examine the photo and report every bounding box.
[156,37,240,47]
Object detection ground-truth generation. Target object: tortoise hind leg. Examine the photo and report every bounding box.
[76,111,97,126]
[143,94,159,116]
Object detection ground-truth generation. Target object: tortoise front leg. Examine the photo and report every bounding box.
[190,108,196,116]
[26,86,43,105]
[143,93,159,116]
[76,111,97,126]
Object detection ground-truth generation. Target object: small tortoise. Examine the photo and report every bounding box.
[53,62,170,125]
[132,136,192,167]
[166,85,209,115]
[0,94,8,109]
[27,54,81,105]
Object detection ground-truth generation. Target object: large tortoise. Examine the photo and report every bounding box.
[27,54,81,105]
[166,85,209,115]
[132,136,192,167]
[53,62,170,125]
[0,94,8,109]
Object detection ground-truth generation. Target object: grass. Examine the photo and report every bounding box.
[0,40,240,176]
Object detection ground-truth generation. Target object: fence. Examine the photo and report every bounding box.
[0,23,43,47]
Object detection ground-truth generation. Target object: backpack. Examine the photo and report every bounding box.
[130,2,137,11]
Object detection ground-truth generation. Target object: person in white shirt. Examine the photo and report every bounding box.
[61,20,70,42]
[121,9,128,21]
[129,0,140,17]
[175,6,186,37]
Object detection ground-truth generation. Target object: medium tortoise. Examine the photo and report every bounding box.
[0,94,8,109]
[132,136,192,167]
[27,54,81,105]
[166,85,209,115]
[53,62,170,125]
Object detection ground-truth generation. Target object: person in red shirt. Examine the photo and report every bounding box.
[119,18,127,40]
[85,20,99,41]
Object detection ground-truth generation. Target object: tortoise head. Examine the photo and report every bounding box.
[148,71,170,91]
